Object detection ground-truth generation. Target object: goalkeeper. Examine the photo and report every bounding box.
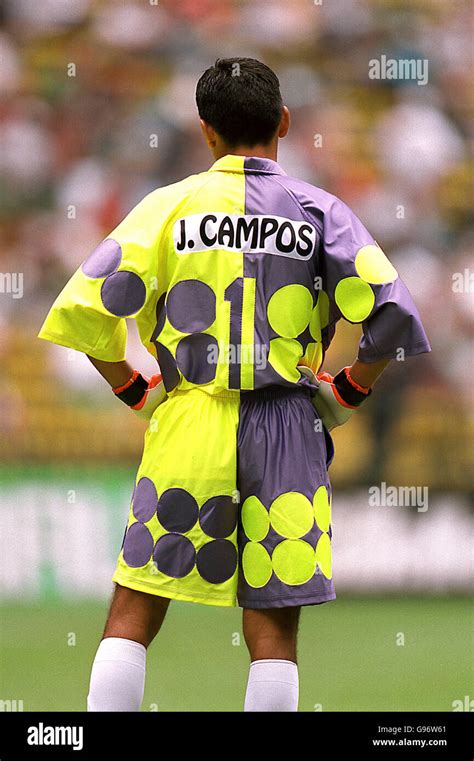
[38,58,431,712]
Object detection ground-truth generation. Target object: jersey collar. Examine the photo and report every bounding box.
[209,155,286,176]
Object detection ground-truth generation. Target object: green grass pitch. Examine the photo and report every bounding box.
[0,596,471,712]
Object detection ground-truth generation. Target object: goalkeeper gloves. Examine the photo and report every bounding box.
[112,370,166,421]
[302,365,372,431]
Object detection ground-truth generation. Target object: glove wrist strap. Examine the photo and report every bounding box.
[334,367,372,407]
[113,370,148,407]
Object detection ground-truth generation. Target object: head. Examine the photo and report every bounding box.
[196,57,290,160]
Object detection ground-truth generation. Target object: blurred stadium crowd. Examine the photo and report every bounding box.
[0,0,472,490]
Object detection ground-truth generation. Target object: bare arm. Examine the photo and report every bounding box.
[87,355,166,420]
[349,357,390,389]
[87,356,134,389]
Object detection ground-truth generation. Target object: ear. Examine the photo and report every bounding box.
[278,106,290,139]
[199,118,217,148]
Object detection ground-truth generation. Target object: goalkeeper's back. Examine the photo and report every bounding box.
[39,152,429,397]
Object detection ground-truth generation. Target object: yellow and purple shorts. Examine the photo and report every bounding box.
[113,385,335,609]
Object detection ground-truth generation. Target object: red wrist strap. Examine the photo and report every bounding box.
[343,366,371,395]
[131,374,163,410]
[112,370,140,395]
[332,383,358,410]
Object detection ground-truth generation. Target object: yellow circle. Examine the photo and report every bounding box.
[241,496,270,542]
[309,306,322,341]
[316,289,330,329]
[272,539,316,585]
[300,342,323,376]
[355,244,398,285]
[269,492,314,539]
[334,277,375,322]
[313,485,331,532]
[242,542,273,588]
[268,338,302,382]
[315,533,332,579]
[267,284,313,338]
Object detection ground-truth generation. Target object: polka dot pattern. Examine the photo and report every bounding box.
[123,474,333,590]
[269,492,314,539]
[299,341,323,378]
[240,486,333,588]
[153,292,167,337]
[82,239,122,278]
[123,522,154,568]
[123,482,241,586]
[241,496,270,542]
[151,278,222,389]
[267,284,313,338]
[157,488,198,533]
[101,270,147,317]
[176,333,219,384]
[355,244,398,285]
[315,289,330,329]
[132,477,158,523]
[313,485,331,533]
[154,342,180,391]
[315,532,332,579]
[196,539,238,584]
[199,495,238,539]
[309,305,322,342]
[153,533,195,578]
[268,337,302,383]
[272,539,316,585]
[242,542,273,588]
[334,276,375,323]
[167,280,216,333]
[147,273,326,391]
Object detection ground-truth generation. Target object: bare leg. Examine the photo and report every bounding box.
[242,606,301,662]
[102,583,170,648]
[242,606,301,711]
[87,584,170,711]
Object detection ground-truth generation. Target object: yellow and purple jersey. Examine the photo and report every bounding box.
[39,155,431,395]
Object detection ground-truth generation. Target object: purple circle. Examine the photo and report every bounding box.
[132,477,158,523]
[155,342,180,391]
[154,292,167,337]
[122,523,153,568]
[199,495,238,539]
[153,533,196,578]
[82,239,122,278]
[157,488,198,533]
[196,539,237,584]
[101,270,146,317]
[176,333,218,384]
[167,280,216,333]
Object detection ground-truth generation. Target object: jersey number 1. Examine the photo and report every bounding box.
[224,276,256,390]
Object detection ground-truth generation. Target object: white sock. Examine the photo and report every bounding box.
[87,637,146,712]
[244,659,299,712]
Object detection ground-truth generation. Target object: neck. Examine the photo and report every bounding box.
[213,143,278,161]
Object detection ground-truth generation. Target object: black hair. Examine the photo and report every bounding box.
[196,57,283,148]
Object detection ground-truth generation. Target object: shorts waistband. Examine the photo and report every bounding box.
[170,384,313,402]
[170,388,239,400]
[240,384,312,402]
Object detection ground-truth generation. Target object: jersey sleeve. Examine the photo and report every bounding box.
[320,198,431,362]
[38,191,161,361]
